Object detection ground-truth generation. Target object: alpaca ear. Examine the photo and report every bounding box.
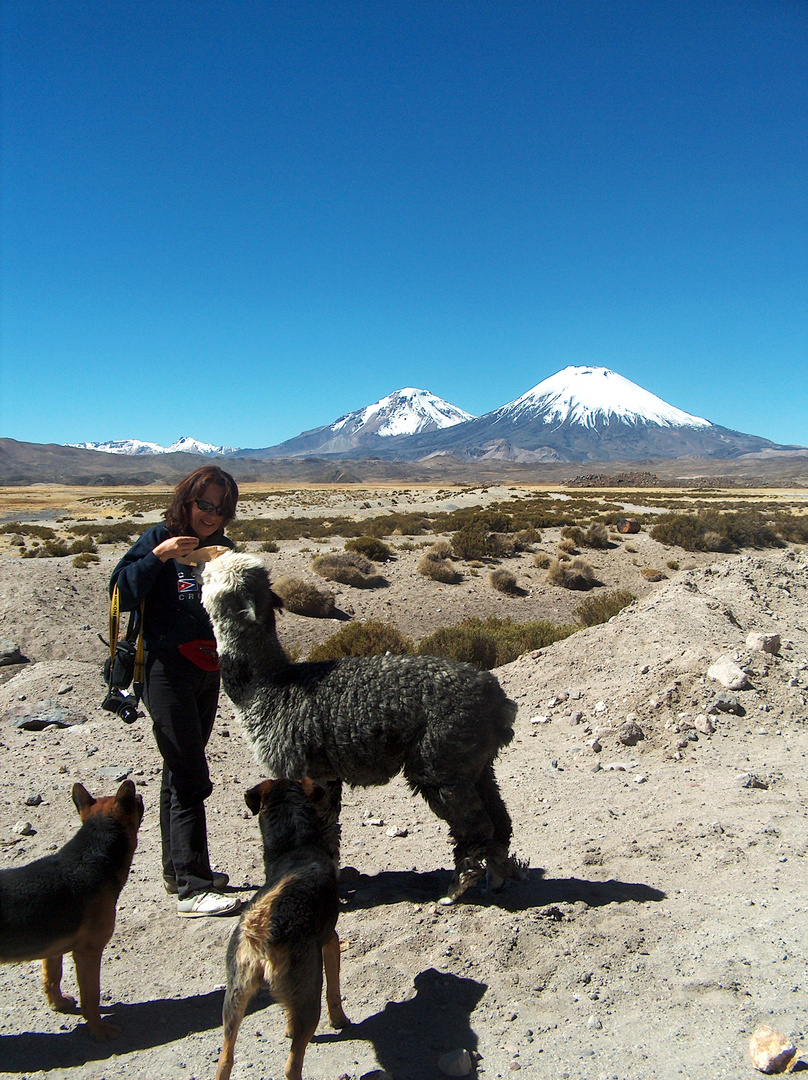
[269,589,284,610]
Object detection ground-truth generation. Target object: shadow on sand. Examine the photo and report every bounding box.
[340,864,666,911]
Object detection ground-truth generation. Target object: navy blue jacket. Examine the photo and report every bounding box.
[110,524,234,653]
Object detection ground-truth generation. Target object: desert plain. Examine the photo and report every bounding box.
[0,481,806,1080]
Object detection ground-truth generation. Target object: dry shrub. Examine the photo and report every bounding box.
[561,526,586,547]
[308,620,413,660]
[641,568,667,582]
[345,535,393,562]
[489,568,520,595]
[547,556,596,590]
[557,537,578,554]
[487,532,516,558]
[514,527,541,549]
[418,617,574,671]
[428,538,454,560]
[575,589,636,627]
[533,551,552,569]
[418,551,461,583]
[585,523,610,549]
[73,552,100,569]
[272,575,336,618]
[311,552,387,589]
[451,521,489,560]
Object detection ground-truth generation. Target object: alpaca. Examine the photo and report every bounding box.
[202,552,522,904]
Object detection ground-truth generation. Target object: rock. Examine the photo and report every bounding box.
[618,720,644,745]
[748,1024,798,1073]
[746,631,781,654]
[587,1015,603,1030]
[24,792,42,806]
[616,518,640,534]
[438,1048,473,1076]
[13,821,35,836]
[694,715,716,735]
[709,691,744,715]
[11,703,88,730]
[0,640,25,666]
[738,773,769,790]
[707,656,750,690]
[97,767,132,782]
[385,825,408,837]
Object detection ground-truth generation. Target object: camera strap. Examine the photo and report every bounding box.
[109,585,145,695]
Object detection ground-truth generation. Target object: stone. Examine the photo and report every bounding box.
[694,715,716,735]
[746,631,781,654]
[0,640,25,666]
[13,821,35,836]
[618,720,644,746]
[707,656,750,690]
[438,1049,473,1076]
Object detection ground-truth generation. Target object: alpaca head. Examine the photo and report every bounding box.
[201,551,284,634]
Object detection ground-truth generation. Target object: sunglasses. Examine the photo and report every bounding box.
[195,498,229,518]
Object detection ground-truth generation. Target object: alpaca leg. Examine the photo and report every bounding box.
[318,779,343,868]
[476,763,514,888]
[412,779,494,903]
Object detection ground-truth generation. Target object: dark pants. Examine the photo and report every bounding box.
[143,650,221,900]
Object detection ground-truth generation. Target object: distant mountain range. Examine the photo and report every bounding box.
[67,366,804,464]
[68,436,237,456]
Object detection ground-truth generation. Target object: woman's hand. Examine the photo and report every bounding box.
[153,536,200,563]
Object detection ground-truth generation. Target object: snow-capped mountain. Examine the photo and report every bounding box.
[68,436,237,456]
[236,388,474,459]
[496,366,711,430]
[356,367,794,463]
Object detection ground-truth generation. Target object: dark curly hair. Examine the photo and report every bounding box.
[165,467,239,536]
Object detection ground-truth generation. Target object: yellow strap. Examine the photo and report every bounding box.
[109,585,121,666]
[109,585,145,685]
[134,607,145,686]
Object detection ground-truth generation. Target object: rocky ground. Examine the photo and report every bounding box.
[0,485,806,1080]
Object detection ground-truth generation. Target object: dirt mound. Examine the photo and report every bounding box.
[1,546,806,1079]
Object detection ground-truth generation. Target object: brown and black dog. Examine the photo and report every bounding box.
[0,779,144,1040]
[215,778,349,1080]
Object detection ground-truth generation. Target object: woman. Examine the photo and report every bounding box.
[110,466,241,917]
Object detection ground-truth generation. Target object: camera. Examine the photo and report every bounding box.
[102,688,140,725]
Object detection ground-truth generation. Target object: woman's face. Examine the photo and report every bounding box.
[189,482,227,541]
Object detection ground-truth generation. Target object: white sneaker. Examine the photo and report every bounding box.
[177,890,241,918]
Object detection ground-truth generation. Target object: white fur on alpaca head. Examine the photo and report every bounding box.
[202,551,265,620]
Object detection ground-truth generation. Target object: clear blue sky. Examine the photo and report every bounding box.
[2,1,806,450]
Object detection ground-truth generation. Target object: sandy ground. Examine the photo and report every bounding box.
[0,487,806,1080]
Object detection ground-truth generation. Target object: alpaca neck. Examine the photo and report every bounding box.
[216,620,290,701]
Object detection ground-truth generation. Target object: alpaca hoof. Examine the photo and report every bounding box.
[441,859,486,904]
[487,854,529,893]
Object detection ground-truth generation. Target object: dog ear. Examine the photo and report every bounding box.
[115,779,143,818]
[245,780,275,815]
[300,777,327,803]
[71,783,94,815]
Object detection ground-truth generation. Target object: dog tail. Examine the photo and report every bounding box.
[237,876,294,959]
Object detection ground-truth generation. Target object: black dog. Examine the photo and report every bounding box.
[215,779,349,1080]
[0,780,144,1040]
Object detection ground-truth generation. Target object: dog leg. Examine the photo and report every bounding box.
[72,946,119,1040]
[322,931,349,1029]
[42,955,76,1013]
[283,1005,320,1080]
[215,966,262,1080]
